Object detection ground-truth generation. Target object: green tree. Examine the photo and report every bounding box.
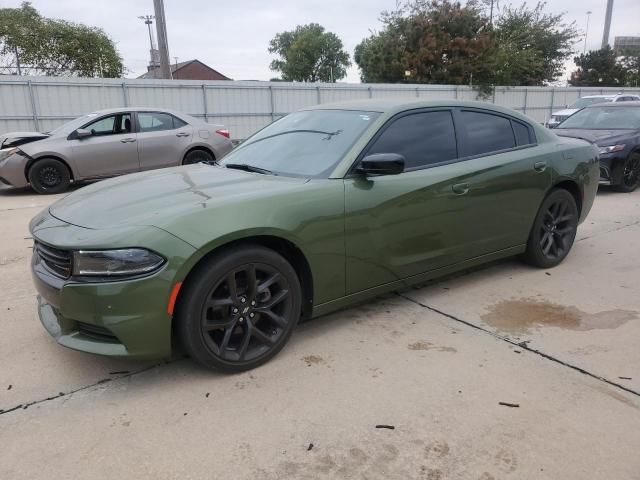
[0,2,123,77]
[569,46,627,87]
[355,1,495,87]
[491,2,578,85]
[269,23,351,82]
[619,50,640,87]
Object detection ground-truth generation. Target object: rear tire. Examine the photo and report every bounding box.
[28,158,71,194]
[613,153,640,193]
[176,245,301,373]
[183,149,214,165]
[521,188,578,269]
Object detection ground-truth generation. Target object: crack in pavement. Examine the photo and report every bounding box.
[0,358,188,417]
[576,219,640,243]
[397,292,640,398]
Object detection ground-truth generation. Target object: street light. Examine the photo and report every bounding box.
[583,11,592,54]
[138,15,156,54]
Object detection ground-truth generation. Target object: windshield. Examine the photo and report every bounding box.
[220,109,380,178]
[558,106,640,130]
[570,97,613,109]
[47,113,101,135]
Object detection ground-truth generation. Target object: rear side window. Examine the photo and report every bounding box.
[366,111,457,169]
[512,120,534,146]
[460,111,515,156]
[138,112,185,132]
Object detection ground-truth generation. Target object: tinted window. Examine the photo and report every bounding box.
[138,112,178,132]
[461,111,515,156]
[366,111,457,169]
[512,120,533,146]
[85,114,131,136]
[173,116,188,128]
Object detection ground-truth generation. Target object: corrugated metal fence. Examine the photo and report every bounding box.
[1,76,639,140]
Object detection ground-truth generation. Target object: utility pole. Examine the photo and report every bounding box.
[153,0,172,79]
[584,11,592,53]
[601,0,614,48]
[138,15,159,69]
[14,45,22,75]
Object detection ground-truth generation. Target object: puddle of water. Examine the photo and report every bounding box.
[481,298,638,334]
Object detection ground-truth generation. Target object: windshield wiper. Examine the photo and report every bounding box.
[245,129,342,147]
[225,163,275,175]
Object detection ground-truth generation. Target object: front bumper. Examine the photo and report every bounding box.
[0,153,30,188]
[30,212,197,359]
[598,153,627,186]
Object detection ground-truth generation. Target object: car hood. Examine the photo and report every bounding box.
[49,164,308,230]
[554,129,639,146]
[551,109,578,117]
[0,131,50,149]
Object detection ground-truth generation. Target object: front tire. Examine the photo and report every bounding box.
[28,158,71,194]
[176,245,302,373]
[613,153,640,193]
[522,188,578,268]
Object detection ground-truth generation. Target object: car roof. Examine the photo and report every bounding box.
[86,107,189,116]
[304,99,534,122]
[581,95,616,98]
[584,101,640,108]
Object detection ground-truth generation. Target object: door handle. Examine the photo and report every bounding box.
[534,161,547,172]
[451,183,469,195]
[176,132,190,137]
[120,138,136,143]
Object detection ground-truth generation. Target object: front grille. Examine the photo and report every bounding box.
[76,322,120,343]
[34,241,72,279]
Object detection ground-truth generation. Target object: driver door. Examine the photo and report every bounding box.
[70,112,139,178]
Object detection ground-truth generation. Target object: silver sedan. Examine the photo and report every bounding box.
[0,107,233,194]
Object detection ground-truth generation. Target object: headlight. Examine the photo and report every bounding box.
[598,144,625,155]
[0,147,18,162]
[72,249,165,277]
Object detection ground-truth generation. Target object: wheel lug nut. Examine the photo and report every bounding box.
[251,300,256,306]
[249,313,254,318]
[241,297,246,303]
[239,317,244,323]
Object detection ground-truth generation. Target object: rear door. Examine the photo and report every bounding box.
[70,112,138,178]
[451,109,552,259]
[136,112,194,171]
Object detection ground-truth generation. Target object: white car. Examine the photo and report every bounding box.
[547,94,640,128]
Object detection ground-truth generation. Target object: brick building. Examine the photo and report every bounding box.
[139,60,231,80]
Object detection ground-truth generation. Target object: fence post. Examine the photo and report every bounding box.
[415,87,420,98]
[201,84,208,122]
[549,88,555,120]
[523,88,528,115]
[454,86,458,99]
[27,80,40,131]
[121,82,129,107]
[368,86,373,98]
[316,85,321,104]
[492,87,496,104]
[269,85,275,122]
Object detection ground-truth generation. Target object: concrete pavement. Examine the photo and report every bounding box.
[0,184,639,479]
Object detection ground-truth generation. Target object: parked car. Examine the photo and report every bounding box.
[0,107,233,194]
[554,101,640,192]
[30,100,599,372]
[547,94,640,128]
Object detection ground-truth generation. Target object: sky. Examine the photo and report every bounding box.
[2,0,640,83]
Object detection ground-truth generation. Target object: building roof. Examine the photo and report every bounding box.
[138,59,230,80]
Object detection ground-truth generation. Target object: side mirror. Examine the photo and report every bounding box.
[76,128,92,139]
[356,153,405,176]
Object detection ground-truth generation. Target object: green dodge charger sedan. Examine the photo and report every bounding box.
[30,100,599,372]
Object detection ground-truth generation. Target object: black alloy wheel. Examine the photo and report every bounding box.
[28,158,71,194]
[522,188,578,268]
[615,153,640,193]
[177,245,301,372]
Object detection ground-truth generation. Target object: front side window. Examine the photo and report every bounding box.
[366,111,457,170]
[461,111,515,156]
[220,109,380,178]
[85,114,131,136]
[138,112,180,132]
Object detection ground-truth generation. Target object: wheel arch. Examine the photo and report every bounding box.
[182,145,216,164]
[174,235,314,322]
[550,179,582,217]
[24,155,75,182]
